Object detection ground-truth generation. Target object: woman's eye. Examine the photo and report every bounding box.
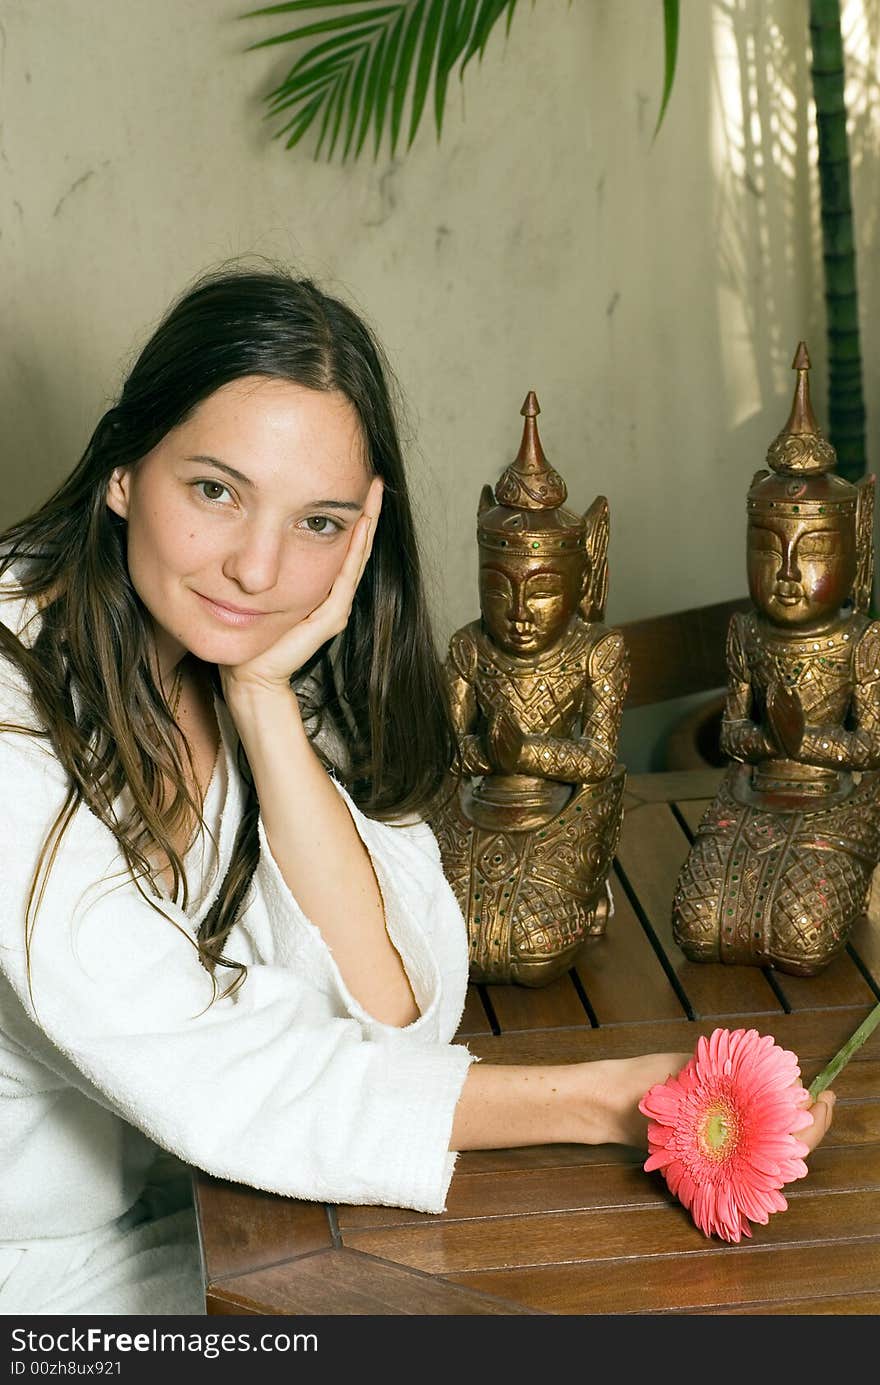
[194,480,231,504]
[304,515,340,535]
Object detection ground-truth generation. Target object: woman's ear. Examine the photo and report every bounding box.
[105,467,131,520]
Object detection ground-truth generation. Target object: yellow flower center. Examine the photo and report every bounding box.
[699,1101,738,1161]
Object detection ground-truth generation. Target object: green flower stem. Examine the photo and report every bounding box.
[808,1000,880,1099]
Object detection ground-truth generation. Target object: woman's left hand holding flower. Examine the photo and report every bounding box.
[799,1087,836,1152]
[638,1028,837,1243]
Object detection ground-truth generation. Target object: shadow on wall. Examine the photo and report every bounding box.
[619,0,880,773]
[713,0,879,452]
[713,0,818,417]
[845,0,880,396]
[0,335,77,531]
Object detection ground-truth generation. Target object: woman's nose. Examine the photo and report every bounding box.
[222,529,283,593]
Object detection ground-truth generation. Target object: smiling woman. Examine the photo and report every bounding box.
[0,269,834,1317]
[104,377,373,673]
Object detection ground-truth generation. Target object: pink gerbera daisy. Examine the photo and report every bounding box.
[638,1027,814,1243]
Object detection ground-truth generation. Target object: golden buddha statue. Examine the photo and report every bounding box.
[672,343,880,976]
[431,393,629,986]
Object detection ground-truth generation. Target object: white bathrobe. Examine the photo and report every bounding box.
[0,578,474,1315]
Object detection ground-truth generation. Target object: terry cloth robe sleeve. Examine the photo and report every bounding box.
[247,781,468,1044]
[0,682,475,1230]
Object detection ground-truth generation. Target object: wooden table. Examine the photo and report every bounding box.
[193,769,880,1316]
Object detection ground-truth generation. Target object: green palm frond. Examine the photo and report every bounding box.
[654,0,679,137]
[242,1,679,161]
[242,0,520,160]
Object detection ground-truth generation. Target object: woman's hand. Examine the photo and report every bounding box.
[577,1054,836,1155]
[799,1088,836,1154]
[219,477,383,701]
[584,1053,693,1148]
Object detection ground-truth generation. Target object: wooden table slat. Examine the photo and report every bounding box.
[455,985,494,1037]
[673,797,711,837]
[616,800,782,1018]
[850,904,880,989]
[691,1292,880,1315]
[208,1247,538,1316]
[446,1234,880,1315]
[484,972,589,1033]
[463,1005,880,1069]
[444,1141,644,1177]
[341,1187,880,1278]
[339,1159,657,1232]
[194,1178,332,1284]
[572,875,686,1026]
[771,954,877,1012]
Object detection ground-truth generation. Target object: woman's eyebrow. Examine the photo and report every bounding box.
[184,455,363,510]
[307,500,364,512]
[185,455,255,488]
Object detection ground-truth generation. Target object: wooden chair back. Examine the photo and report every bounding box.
[617,596,752,708]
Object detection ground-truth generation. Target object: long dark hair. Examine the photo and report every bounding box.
[0,266,458,995]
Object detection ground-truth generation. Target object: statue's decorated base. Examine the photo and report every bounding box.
[672,761,880,975]
[433,765,626,986]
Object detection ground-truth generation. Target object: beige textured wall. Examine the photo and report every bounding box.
[1,1,878,762]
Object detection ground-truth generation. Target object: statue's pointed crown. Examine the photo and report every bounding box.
[764,342,838,477]
[478,394,586,555]
[494,392,568,509]
[748,342,856,517]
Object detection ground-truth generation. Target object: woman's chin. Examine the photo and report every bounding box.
[182,628,274,668]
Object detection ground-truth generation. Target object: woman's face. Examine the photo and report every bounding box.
[106,376,372,677]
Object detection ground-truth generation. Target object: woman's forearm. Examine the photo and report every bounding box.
[450,1062,592,1149]
[450,1053,691,1152]
[225,681,419,1028]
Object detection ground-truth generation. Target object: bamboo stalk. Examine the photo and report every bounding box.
[808,0,867,482]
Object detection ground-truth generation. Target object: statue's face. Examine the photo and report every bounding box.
[479,555,583,656]
[747,512,856,630]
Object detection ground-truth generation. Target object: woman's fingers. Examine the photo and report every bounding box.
[222,477,384,690]
[362,473,384,523]
[282,476,383,658]
[353,476,383,587]
[318,477,383,630]
[802,1089,835,1154]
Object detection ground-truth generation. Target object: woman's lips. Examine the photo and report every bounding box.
[195,592,269,627]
